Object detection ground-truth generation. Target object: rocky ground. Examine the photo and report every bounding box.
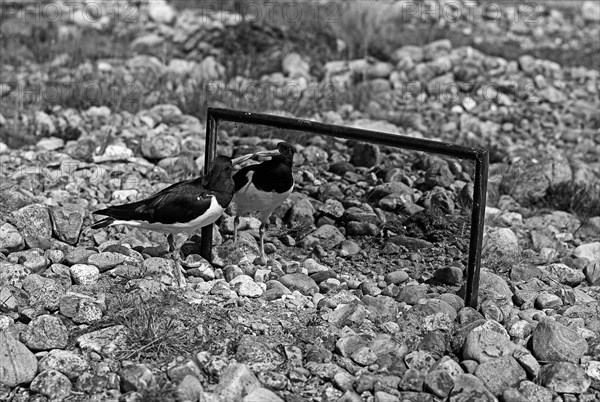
[1,0,600,401]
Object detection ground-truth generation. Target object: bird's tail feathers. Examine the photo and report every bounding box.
[90,217,115,229]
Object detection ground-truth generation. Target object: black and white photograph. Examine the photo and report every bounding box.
[0,0,599,401]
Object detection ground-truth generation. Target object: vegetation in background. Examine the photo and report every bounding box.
[538,182,600,221]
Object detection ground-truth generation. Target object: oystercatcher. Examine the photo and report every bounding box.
[91,152,269,284]
[233,142,296,259]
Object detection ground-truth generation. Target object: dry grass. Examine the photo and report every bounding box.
[539,182,600,222]
[106,292,191,361]
[102,290,243,364]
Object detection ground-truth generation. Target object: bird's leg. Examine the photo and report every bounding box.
[259,222,268,259]
[233,216,240,246]
[167,233,175,253]
[171,234,186,289]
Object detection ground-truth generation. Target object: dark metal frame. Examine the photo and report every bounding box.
[201,107,488,308]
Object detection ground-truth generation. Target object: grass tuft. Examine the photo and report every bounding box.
[107,292,190,361]
[539,182,600,221]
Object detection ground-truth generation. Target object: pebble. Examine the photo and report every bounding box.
[516,380,553,402]
[214,363,261,401]
[120,364,156,392]
[433,266,463,285]
[176,375,204,402]
[424,370,454,398]
[350,346,377,366]
[48,205,84,245]
[76,325,127,356]
[0,222,25,252]
[538,362,591,394]
[64,248,98,265]
[39,349,89,380]
[87,251,134,272]
[474,356,526,396]
[449,373,496,401]
[23,274,63,310]
[0,332,38,387]
[350,143,381,167]
[384,270,409,285]
[21,315,68,350]
[319,199,345,218]
[307,225,345,249]
[11,204,53,249]
[534,291,563,310]
[539,263,586,286]
[278,273,319,296]
[30,369,72,400]
[339,240,361,256]
[404,350,436,371]
[232,276,264,298]
[531,318,588,363]
[70,263,100,285]
[462,324,516,363]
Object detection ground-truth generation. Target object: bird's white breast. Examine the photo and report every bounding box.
[234,171,294,220]
[111,196,224,235]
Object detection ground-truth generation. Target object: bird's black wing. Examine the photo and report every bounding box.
[93,178,214,224]
[233,159,293,194]
[252,159,293,193]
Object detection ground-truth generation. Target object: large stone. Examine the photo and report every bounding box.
[120,364,156,392]
[424,370,454,398]
[76,325,127,357]
[39,349,89,380]
[351,143,381,167]
[131,33,165,55]
[368,182,414,203]
[22,274,63,311]
[329,302,367,328]
[483,228,519,260]
[538,263,585,287]
[49,205,84,245]
[531,318,588,363]
[148,0,176,24]
[30,369,72,400]
[11,203,53,248]
[214,363,261,401]
[0,331,38,387]
[478,270,513,303]
[574,242,600,265]
[0,222,25,252]
[474,356,526,397]
[307,225,345,249]
[243,387,284,402]
[70,264,100,285]
[21,315,69,351]
[176,375,204,402]
[282,52,310,79]
[284,195,315,226]
[462,321,515,363]
[538,362,591,394]
[141,133,181,161]
[278,273,318,296]
[516,381,553,402]
[0,261,30,288]
[89,251,139,272]
[448,373,497,402]
[582,1,600,22]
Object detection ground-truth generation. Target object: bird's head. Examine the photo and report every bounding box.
[208,155,234,182]
[276,142,296,164]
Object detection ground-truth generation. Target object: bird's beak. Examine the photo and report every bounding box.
[231,149,280,165]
